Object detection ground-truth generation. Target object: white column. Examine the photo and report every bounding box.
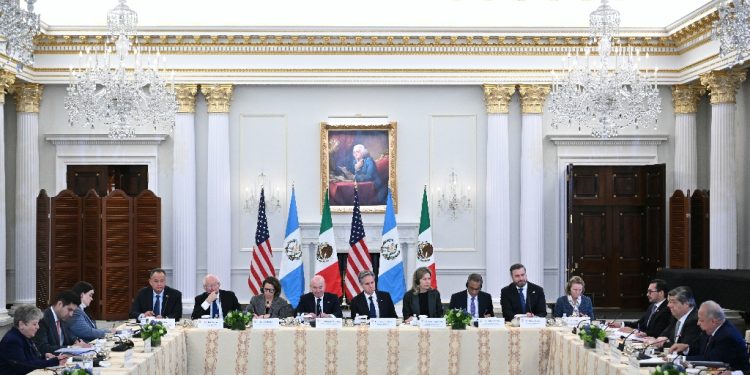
[482,84,515,298]
[0,71,16,324]
[700,70,746,269]
[13,83,42,305]
[201,84,233,289]
[172,85,198,307]
[518,85,550,287]
[672,85,704,193]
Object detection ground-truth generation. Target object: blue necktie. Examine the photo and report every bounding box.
[154,294,161,316]
[211,300,219,318]
[368,296,377,318]
[519,288,526,314]
[470,296,477,318]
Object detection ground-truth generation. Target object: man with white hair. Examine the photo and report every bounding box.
[295,275,343,318]
[191,274,241,319]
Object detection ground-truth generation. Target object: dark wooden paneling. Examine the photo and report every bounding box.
[36,190,51,309]
[645,164,666,273]
[610,166,645,206]
[570,166,605,205]
[691,190,710,269]
[67,165,109,197]
[569,207,609,304]
[669,190,690,269]
[50,190,82,301]
[133,190,161,300]
[115,166,148,197]
[101,190,133,320]
[82,189,103,320]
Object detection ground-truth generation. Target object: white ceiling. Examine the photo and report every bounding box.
[35,0,713,30]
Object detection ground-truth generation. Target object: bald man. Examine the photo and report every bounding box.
[191,274,242,319]
[295,276,343,318]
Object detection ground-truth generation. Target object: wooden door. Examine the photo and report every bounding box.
[67,165,109,197]
[101,190,133,320]
[113,165,148,196]
[81,190,103,320]
[690,190,710,268]
[669,190,691,269]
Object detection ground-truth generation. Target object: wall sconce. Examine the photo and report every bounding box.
[243,171,282,214]
[434,169,472,220]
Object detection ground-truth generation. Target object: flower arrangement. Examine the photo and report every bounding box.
[62,367,93,375]
[650,363,687,375]
[224,310,253,330]
[141,320,168,346]
[577,323,606,348]
[444,309,473,330]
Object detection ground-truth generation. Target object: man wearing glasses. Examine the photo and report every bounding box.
[191,274,241,319]
[609,279,671,338]
[449,273,495,318]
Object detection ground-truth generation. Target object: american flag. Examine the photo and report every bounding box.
[248,188,275,295]
[344,187,373,301]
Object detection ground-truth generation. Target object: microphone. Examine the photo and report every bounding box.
[636,338,670,360]
[571,318,592,334]
[618,329,639,351]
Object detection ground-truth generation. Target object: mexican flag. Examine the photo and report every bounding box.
[315,189,343,296]
[415,186,437,289]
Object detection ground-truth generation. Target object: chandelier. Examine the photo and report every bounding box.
[434,169,472,220]
[549,0,661,138]
[65,0,177,139]
[712,0,750,66]
[0,0,40,66]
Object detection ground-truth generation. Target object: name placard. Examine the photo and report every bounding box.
[596,340,607,354]
[143,338,152,353]
[610,345,623,363]
[154,318,176,329]
[353,315,368,325]
[195,319,224,329]
[563,316,590,327]
[253,318,280,329]
[420,318,447,329]
[316,318,343,329]
[369,318,397,329]
[123,349,134,368]
[478,318,505,328]
[519,317,547,328]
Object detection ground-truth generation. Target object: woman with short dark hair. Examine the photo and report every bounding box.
[0,305,66,374]
[248,276,293,318]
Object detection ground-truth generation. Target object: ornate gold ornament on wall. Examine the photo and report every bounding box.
[0,70,17,104]
[482,84,516,114]
[518,85,550,114]
[174,84,198,113]
[13,83,43,113]
[700,69,747,104]
[201,84,233,113]
[671,84,706,113]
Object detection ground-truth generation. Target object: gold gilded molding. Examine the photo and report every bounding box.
[200,84,233,113]
[13,83,43,113]
[518,85,550,114]
[174,84,198,113]
[700,70,747,104]
[482,84,516,114]
[0,70,16,105]
[672,84,705,113]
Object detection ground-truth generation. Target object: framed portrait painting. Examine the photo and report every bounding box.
[320,122,397,213]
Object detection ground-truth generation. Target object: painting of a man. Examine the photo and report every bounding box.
[327,130,390,207]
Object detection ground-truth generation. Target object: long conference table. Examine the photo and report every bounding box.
[33,325,715,375]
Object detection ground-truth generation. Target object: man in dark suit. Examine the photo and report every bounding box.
[296,275,343,318]
[610,279,672,338]
[449,273,494,318]
[33,290,90,354]
[651,286,702,352]
[129,268,183,321]
[191,274,241,319]
[349,270,397,319]
[500,263,547,321]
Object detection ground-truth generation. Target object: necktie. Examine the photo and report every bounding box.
[316,298,322,316]
[519,288,526,314]
[211,299,220,318]
[55,319,63,344]
[470,296,477,318]
[154,294,161,316]
[674,320,682,342]
[368,296,377,318]
[705,335,713,353]
[645,304,657,327]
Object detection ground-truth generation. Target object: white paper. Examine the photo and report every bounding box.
[519,317,546,328]
[195,318,224,329]
[478,318,505,328]
[253,318,280,329]
[316,318,343,329]
[369,318,397,329]
[143,338,152,353]
[420,318,447,329]
[54,347,96,355]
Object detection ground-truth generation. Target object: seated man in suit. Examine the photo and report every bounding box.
[670,301,750,371]
[296,275,343,318]
[349,270,398,319]
[129,268,183,321]
[449,273,494,318]
[648,286,701,352]
[500,263,547,321]
[609,279,671,338]
[33,290,90,355]
[191,274,241,319]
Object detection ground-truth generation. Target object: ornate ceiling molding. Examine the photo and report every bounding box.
[45,133,169,145]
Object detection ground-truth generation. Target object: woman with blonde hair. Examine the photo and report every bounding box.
[553,276,594,318]
[402,267,443,322]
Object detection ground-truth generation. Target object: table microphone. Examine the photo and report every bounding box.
[571,318,592,334]
[617,329,639,351]
[636,338,670,360]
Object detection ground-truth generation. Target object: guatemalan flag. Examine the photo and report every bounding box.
[377,189,406,304]
[279,187,304,308]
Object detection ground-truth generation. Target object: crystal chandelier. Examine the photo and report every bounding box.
[65,0,177,139]
[712,0,750,67]
[434,169,472,220]
[549,0,661,138]
[0,0,40,66]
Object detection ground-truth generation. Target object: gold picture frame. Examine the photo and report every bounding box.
[320,121,397,213]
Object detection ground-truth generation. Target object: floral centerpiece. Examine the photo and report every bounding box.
[650,363,687,375]
[577,323,606,349]
[141,320,168,347]
[444,309,473,330]
[224,310,253,330]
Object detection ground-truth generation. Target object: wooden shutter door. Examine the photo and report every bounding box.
[49,190,83,301]
[101,190,133,320]
[36,190,51,308]
[133,190,161,299]
[668,190,691,269]
[82,189,103,319]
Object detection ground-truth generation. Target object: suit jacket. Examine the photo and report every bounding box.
[659,308,701,349]
[0,327,59,375]
[624,300,672,338]
[295,292,343,318]
[402,289,444,318]
[449,290,495,317]
[553,295,594,319]
[248,295,294,318]
[129,286,183,321]
[68,306,108,341]
[349,291,398,319]
[687,320,750,371]
[191,290,242,319]
[500,281,547,321]
[32,307,79,355]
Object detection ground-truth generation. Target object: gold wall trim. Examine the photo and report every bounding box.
[174,84,198,113]
[482,84,516,114]
[672,84,706,113]
[518,85,550,114]
[700,69,747,104]
[0,70,16,105]
[13,83,44,113]
[201,84,233,113]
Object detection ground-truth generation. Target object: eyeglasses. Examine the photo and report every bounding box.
[264,288,276,293]
[646,289,658,294]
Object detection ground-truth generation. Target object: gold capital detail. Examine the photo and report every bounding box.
[174,84,198,113]
[0,70,16,105]
[672,84,705,113]
[518,85,550,114]
[13,83,43,113]
[201,84,233,113]
[482,84,516,114]
[700,70,747,104]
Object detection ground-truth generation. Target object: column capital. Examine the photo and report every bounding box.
[0,70,16,104]
[518,85,550,114]
[482,84,516,114]
[200,84,233,113]
[13,83,43,113]
[700,69,747,104]
[174,84,198,113]
[671,84,705,114]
